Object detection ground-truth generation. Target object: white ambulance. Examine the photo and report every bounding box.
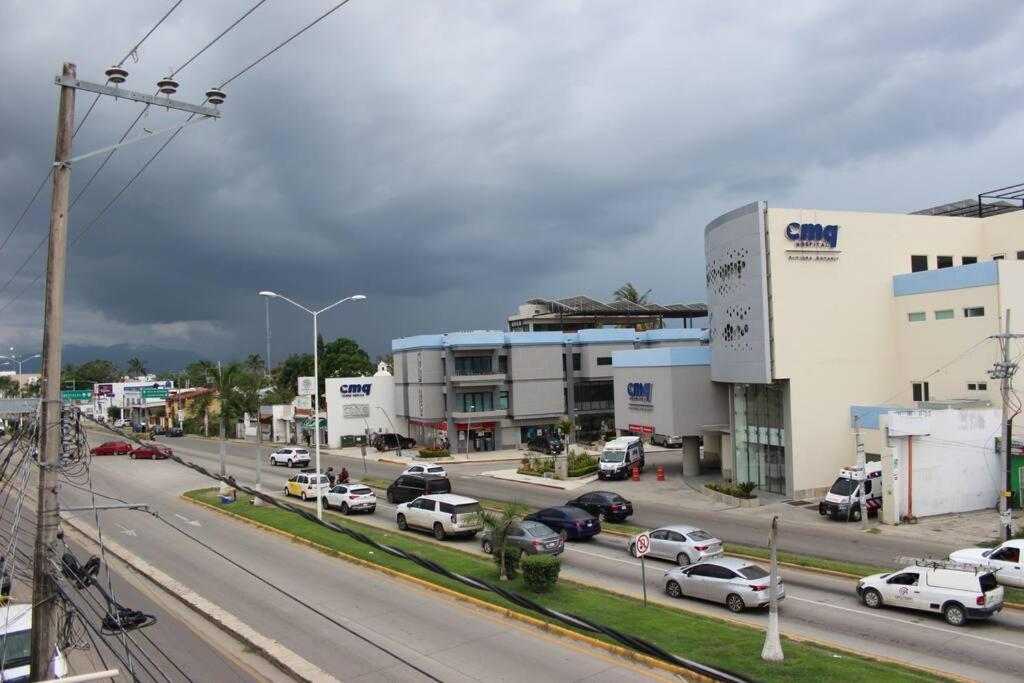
[818,462,882,521]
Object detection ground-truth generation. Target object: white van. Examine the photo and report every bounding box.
[1,602,67,681]
[857,562,1003,626]
[818,463,881,521]
[598,437,645,480]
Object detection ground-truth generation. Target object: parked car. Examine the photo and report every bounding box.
[651,433,683,448]
[949,540,1024,588]
[90,440,132,456]
[323,483,376,515]
[166,426,184,437]
[663,557,784,612]
[149,424,167,436]
[373,433,416,451]
[628,525,723,565]
[0,603,68,682]
[401,464,447,477]
[129,443,171,460]
[269,448,311,468]
[565,491,633,522]
[396,494,482,540]
[525,506,600,541]
[481,519,563,556]
[386,473,452,504]
[526,435,564,455]
[113,418,130,428]
[857,563,1003,626]
[131,423,147,433]
[285,472,330,500]
[598,437,644,480]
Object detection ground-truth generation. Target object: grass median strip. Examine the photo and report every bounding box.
[186,487,951,683]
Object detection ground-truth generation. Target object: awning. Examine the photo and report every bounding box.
[300,418,327,429]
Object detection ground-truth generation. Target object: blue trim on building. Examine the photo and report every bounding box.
[393,328,708,351]
[443,331,506,348]
[643,328,708,342]
[892,261,998,297]
[612,347,711,368]
[505,332,569,346]
[575,328,641,343]
[850,405,900,430]
[392,334,446,352]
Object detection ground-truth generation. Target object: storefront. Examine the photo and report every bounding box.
[325,362,402,448]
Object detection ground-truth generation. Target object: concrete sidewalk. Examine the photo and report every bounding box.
[480,468,598,490]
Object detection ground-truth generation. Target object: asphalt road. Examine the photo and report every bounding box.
[63,436,676,682]
[117,431,1024,682]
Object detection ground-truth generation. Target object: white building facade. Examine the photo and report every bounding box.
[325,362,400,448]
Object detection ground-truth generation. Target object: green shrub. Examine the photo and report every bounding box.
[418,448,449,458]
[736,481,756,497]
[493,547,522,579]
[521,554,561,592]
[704,481,757,499]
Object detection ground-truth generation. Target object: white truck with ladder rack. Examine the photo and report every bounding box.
[818,462,881,521]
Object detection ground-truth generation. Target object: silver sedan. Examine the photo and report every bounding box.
[663,557,785,612]
[628,525,723,565]
[481,520,564,556]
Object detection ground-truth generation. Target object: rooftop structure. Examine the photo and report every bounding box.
[508,295,708,332]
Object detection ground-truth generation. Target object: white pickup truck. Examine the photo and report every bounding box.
[950,539,1024,588]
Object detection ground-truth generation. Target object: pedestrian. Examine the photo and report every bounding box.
[340,467,350,484]
[326,467,336,487]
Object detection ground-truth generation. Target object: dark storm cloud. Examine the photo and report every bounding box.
[2,1,1023,362]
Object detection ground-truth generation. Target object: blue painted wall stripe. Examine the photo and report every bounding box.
[893,261,998,297]
[393,328,709,351]
[850,405,900,430]
[612,347,711,368]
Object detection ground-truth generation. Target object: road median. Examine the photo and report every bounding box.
[185,487,958,683]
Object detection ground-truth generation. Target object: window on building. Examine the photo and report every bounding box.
[962,256,978,265]
[596,356,612,366]
[993,254,1005,260]
[574,381,614,412]
[910,255,928,272]
[963,307,985,318]
[912,382,930,402]
[456,392,493,412]
[907,312,926,322]
[967,382,988,392]
[936,255,954,269]
[564,353,581,372]
[1018,251,1024,260]
[499,391,509,410]
[934,309,954,320]
[498,355,508,373]
[454,356,492,375]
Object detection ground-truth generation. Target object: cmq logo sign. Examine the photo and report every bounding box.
[340,383,372,397]
[785,222,839,248]
[627,382,653,402]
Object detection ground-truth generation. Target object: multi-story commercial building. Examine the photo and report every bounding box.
[705,194,1023,499]
[392,328,706,452]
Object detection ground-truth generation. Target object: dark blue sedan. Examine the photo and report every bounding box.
[525,506,601,541]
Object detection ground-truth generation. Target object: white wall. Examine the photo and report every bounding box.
[325,374,400,447]
[889,409,1002,518]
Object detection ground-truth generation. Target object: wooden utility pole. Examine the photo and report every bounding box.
[32,61,76,681]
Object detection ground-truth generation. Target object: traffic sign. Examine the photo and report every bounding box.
[635,532,651,557]
[141,388,168,399]
[61,389,93,401]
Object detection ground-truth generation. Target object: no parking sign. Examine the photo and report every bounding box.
[635,532,651,557]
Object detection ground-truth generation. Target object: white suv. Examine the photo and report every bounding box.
[857,563,1004,626]
[269,447,311,468]
[396,494,483,540]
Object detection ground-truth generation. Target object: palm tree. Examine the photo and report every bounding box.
[479,502,530,581]
[0,376,18,398]
[244,353,265,375]
[126,357,147,377]
[199,361,251,482]
[613,282,652,305]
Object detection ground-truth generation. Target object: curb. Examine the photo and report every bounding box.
[181,494,708,682]
[61,514,339,683]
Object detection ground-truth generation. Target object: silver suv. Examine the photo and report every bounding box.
[396,494,483,540]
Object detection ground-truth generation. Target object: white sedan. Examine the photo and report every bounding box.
[323,483,376,515]
[401,463,447,478]
[950,539,1024,588]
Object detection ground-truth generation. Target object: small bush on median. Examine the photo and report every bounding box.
[493,547,523,579]
[521,554,561,593]
[418,448,449,458]
[705,481,757,499]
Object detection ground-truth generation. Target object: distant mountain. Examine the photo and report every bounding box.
[11,343,204,374]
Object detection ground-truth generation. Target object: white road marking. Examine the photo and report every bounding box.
[787,596,1024,650]
[116,523,137,537]
[566,546,639,567]
[174,513,202,527]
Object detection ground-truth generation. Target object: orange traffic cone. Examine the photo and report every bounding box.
[632,463,640,481]
[656,464,665,481]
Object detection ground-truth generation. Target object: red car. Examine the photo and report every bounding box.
[90,441,133,456]
[129,443,172,460]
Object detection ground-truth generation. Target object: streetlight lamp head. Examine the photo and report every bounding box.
[259,291,277,298]
[351,295,367,301]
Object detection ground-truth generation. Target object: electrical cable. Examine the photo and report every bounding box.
[81,414,752,683]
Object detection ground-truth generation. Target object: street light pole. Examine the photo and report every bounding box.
[1,352,42,398]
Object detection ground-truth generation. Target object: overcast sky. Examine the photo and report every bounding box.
[1,0,1022,367]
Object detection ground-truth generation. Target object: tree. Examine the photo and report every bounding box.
[126,357,147,377]
[0,376,18,398]
[202,361,253,481]
[478,502,530,581]
[244,353,265,375]
[273,336,374,400]
[613,282,652,305]
[272,353,312,402]
[65,359,119,385]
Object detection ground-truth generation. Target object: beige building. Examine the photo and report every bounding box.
[706,199,1023,499]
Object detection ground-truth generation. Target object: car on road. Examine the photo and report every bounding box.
[526,435,564,455]
[628,525,723,565]
[166,426,184,437]
[323,483,376,515]
[524,506,600,541]
[130,443,171,460]
[269,447,311,468]
[663,557,784,612]
[386,473,452,504]
[90,440,133,456]
[285,472,330,501]
[373,433,416,451]
[565,491,633,522]
[401,463,447,478]
[149,424,167,436]
[396,494,483,540]
[481,519,563,556]
[113,418,130,428]
[857,563,1003,626]
[651,433,682,448]
[949,540,1024,588]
